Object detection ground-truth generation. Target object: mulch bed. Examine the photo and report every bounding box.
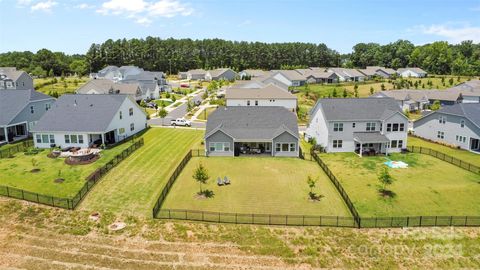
[64,154,100,165]
[30,169,41,173]
[54,178,65,183]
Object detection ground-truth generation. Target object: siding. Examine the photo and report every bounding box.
[9,99,56,132]
[205,130,234,156]
[272,131,299,157]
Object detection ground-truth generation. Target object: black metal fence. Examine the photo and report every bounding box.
[0,140,34,159]
[360,216,480,228]
[407,146,480,174]
[0,138,144,210]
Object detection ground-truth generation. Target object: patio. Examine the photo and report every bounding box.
[0,123,28,145]
[353,132,389,157]
[234,142,272,156]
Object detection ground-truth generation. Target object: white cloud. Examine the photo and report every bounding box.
[97,0,193,25]
[31,0,57,12]
[75,3,95,9]
[16,0,33,6]
[418,24,480,43]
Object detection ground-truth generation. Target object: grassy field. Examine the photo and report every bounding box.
[0,141,134,198]
[79,128,203,217]
[154,99,173,107]
[320,152,480,217]
[0,139,31,151]
[197,106,217,120]
[162,157,350,216]
[34,76,89,95]
[408,136,480,167]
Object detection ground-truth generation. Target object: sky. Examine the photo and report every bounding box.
[1,0,480,54]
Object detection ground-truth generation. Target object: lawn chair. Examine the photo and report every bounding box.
[223,176,230,185]
[217,177,224,186]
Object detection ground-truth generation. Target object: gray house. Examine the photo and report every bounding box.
[306,98,408,156]
[76,79,144,101]
[0,67,34,90]
[0,89,55,145]
[372,90,430,112]
[413,103,480,153]
[205,68,237,81]
[205,106,299,157]
[186,69,207,80]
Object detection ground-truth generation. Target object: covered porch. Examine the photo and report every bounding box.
[234,141,272,156]
[353,132,390,157]
[470,138,480,154]
[0,123,28,145]
[87,130,119,148]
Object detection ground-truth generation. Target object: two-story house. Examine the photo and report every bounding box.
[225,84,297,112]
[0,67,34,90]
[306,98,408,156]
[413,103,480,153]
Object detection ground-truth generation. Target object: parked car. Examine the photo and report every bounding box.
[171,118,191,127]
[180,83,190,88]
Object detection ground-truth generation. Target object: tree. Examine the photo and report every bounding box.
[430,100,441,111]
[354,88,359,98]
[378,166,395,196]
[381,83,386,91]
[307,175,317,193]
[332,88,338,97]
[69,59,88,76]
[342,88,348,98]
[158,108,167,125]
[370,86,374,94]
[193,162,209,195]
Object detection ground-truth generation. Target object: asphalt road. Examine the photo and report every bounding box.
[148,91,204,127]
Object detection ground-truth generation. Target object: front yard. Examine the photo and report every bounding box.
[162,157,350,216]
[319,152,480,217]
[0,141,134,198]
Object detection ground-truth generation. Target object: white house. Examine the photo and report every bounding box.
[205,68,237,81]
[186,69,207,80]
[327,68,366,82]
[31,94,147,148]
[226,84,297,112]
[306,98,408,156]
[397,67,427,78]
[268,70,306,87]
[371,90,430,112]
[76,79,146,101]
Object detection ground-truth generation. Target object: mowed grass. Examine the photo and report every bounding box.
[408,136,480,167]
[79,128,203,217]
[0,141,134,198]
[162,157,350,216]
[197,107,217,120]
[35,77,89,95]
[320,152,480,217]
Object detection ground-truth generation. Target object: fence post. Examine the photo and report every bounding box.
[449,216,453,226]
[465,216,468,226]
[406,216,410,227]
[6,186,9,197]
[419,216,423,227]
[235,213,238,224]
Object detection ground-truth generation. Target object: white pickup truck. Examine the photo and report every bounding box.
[170,118,191,127]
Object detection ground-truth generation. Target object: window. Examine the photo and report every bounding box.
[49,135,55,144]
[36,134,41,143]
[333,140,343,148]
[437,131,445,139]
[398,140,403,148]
[255,100,258,106]
[399,123,405,131]
[30,106,34,114]
[392,123,399,131]
[70,135,78,144]
[275,143,281,152]
[460,120,465,128]
[333,123,343,132]
[391,140,397,148]
[366,122,376,131]
[65,135,70,143]
[129,108,133,116]
[352,123,356,128]
[247,100,250,106]
[387,123,405,132]
[36,134,54,144]
[209,142,230,152]
[130,123,135,131]
[456,135,467,143]
[45,103,51,111]
[439,116,446,124]
[282,143,289,151]
[275,143,295,152]
[78,135,84,144]
[387,123,392,132]
[119,111,123,119]
[289,143,296,152]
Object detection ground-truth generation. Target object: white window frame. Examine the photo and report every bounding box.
[130,123,135,131]
[333,123,343,132]
[366,122,376,131]
[437,131,445,139]
[209,142,230,152]
[332,140,343,148]
[460,120,465,128]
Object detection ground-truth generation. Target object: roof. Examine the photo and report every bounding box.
[397,67,427,74]
[124,71,164,81]
[449,80,480,97]
[372,90,430,102]
[205,106,299,141]
[187,69,207,75]
[0,68,28,81]
[424,89,463,101]
[273,70,306,81]
[208,68,235,78]
[328,68,365,78]
[312,98,403,121]
[226,84,296,100]
[0,89,54,126]
[231,80,266,89]
[435,103,480,127]
[241,69,266,77]
[353,132,390,143]
[76,79,141,95]
[358,69,377,76]
[31,94,131,133]
[304,70,337,79]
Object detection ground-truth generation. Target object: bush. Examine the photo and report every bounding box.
[24,147,43,156]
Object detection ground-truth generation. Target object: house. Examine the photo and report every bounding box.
[186,69,207,80]
[397,67,427,78]
[226,84,297,112]
[424,89,463,106]
[371,90,430,112]
[205,68,237,81]
[239,69,266,79]
[92,65,144,81]
[205,106,299,157]
[76,79,144,101]
[413,103,480,153]
[123,71,170,96]
[0,89,55,145]
[306,98,408,156]
[327,68,366,82]
[31,94,147,148]
[260,76,290,91]
[358,66,396,79]
[448,80,480,103]
[178,72,188,80]
[304,70,339,84]
[0,67,34,90]
[231,80,266,89]
[268,70,306,87]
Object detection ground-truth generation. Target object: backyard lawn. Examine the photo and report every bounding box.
[34,76,89,96]
[408,136,480,167]
[0,141,135,198]
[319,152,480,217]
[79,128,203,216]
[197,107,217,120]
[162,157,350,216]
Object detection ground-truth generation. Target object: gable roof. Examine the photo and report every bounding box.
[205,106,299,141]
[187,69,207,75]
[226,84,296,99]
[273,70,306,81]
[208,68,236,78]
[372,90,430,102]
[397,67,427,74]
[328,68,365,78]
[124,71,164,81]
[76,79,141,95]
[31,94,133,133]
[231,80,266,89]
[304,70,338,79]
[449,80,480,97]
[312,97,403,122]
[241,69,266,77]
[0,89,54,126]
[418,103,480,128]
[0,68,29,81]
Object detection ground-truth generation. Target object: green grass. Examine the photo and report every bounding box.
[154,99,173,107]
[79,128,203,217]
[0,139,32,151]
[35,77,88,95]
[408,136,480,167]
[0,141,134,198]
[197,107,217,120]
[162,157,350,216]
[319,152,480,217]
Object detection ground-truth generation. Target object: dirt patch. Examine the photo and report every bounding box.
[30,169,40,173]
[108,222,127,231]
[64,154,100,165]
[194,194,208,200]
[54,178,65,183]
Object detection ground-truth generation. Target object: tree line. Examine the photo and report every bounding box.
[0,38,478,76]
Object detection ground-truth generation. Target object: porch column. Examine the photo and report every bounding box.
[101,133,105,145]
[3,126,7,142]
[384,143,388,156]
[359,143,363,157]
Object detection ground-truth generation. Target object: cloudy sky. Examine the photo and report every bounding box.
[1,0,480,54]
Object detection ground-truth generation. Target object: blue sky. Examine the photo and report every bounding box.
[1,0,479,54]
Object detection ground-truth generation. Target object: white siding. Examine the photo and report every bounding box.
[105,98,147,142]
[226,98,297,112]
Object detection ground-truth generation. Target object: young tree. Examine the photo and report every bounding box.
[307,175,317,194]
[158,108,168,125]
[430,100,441,111]
[378,166,395,194]
[380,83,385,91]
[370,86,374,95]
[449,78,454,85]
[342,88,348,98]
[354,88,359,98]
[332,88,338,98]
[193,162,209,194]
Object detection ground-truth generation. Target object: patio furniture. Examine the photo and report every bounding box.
[223,176,230,185]
[61,146,73,152]
[217,177,223,186]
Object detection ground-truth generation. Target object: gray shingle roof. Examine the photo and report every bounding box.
[397,67,427,74]
[273,70,306,81]
[353,132,390,143]
[31,94,130,133]
[76,79,141,95]
[205,106,299,140]
[435,103,480,127]
[312,98,403,121]
[226,84,296,99]
[0,89,54,126]
[0,68,28,81]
